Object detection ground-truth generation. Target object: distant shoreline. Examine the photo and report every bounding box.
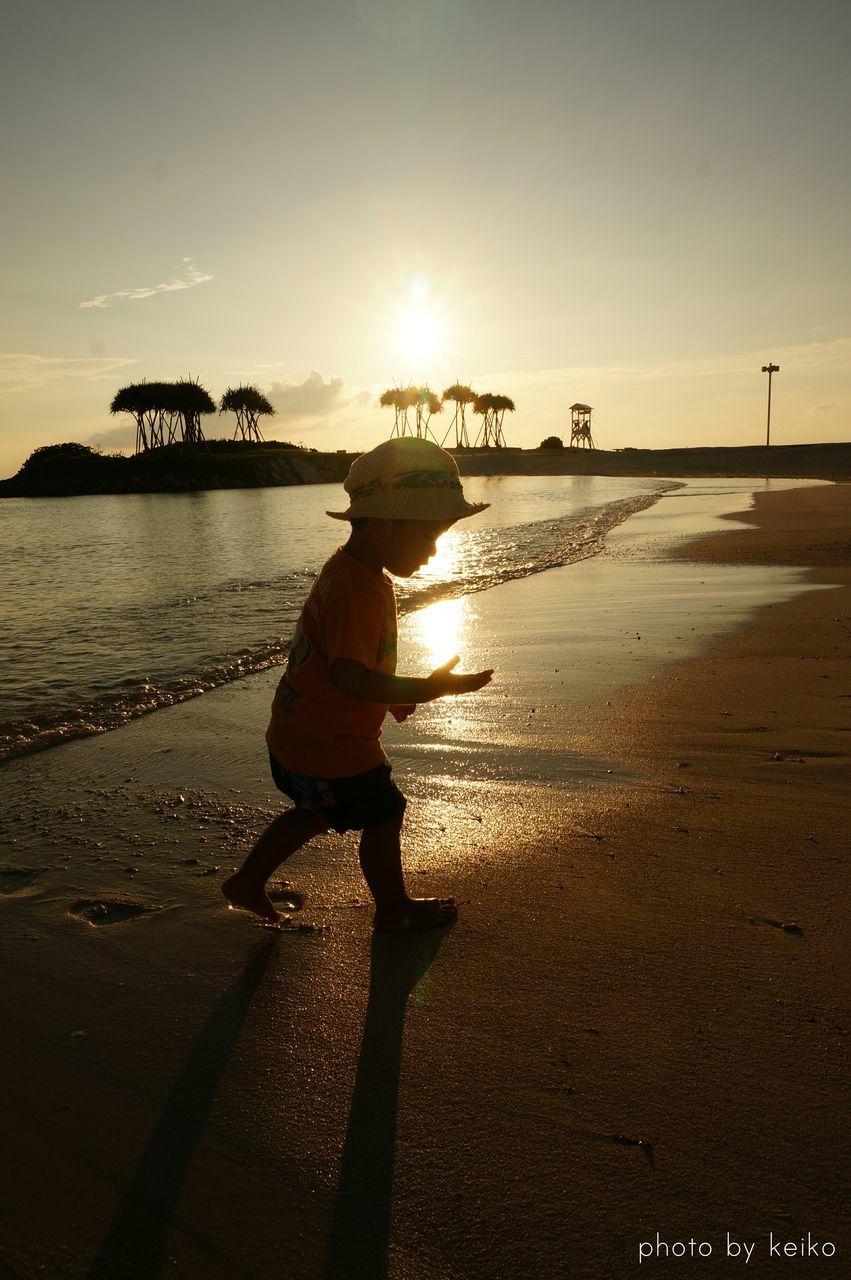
[1,439,849,498]
[454,440,851,482]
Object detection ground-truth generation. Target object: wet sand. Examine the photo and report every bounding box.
[1,483,848,1278]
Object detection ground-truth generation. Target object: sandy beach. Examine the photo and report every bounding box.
[1,482,848,1279]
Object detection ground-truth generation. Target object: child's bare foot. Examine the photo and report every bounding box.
[373,897,457,932]
[222,874,281,923]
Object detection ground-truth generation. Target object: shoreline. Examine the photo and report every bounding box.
[457,439,851,482]
[1,481,848,1277]
[2,438,850,498]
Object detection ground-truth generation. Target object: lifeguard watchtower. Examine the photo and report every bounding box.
[569,403,595,449]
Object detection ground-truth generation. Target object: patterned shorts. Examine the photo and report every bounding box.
[268,751,407,834]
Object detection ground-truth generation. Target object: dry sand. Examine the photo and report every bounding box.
[1,483,848,1279]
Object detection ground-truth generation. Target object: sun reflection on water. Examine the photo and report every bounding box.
[407,595,470,669]
[413,525,462,587]
[401,592,493,764]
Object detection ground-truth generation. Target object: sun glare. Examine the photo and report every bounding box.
[395,273,444,363]
[408,596,470,670]
[415,525,458,583]
[399,309,439,361]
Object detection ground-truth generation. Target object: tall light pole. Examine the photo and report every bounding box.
[761,362,780,447]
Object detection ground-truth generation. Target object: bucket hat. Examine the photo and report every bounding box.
[327,437,489,522]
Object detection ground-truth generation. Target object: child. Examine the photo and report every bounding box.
[222,437,493,931]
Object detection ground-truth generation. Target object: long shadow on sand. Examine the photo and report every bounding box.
[86,936,277,1280]
[323,927,450,1280]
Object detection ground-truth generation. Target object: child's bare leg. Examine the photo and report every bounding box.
[358,815,457,932]
[222,807,327,922]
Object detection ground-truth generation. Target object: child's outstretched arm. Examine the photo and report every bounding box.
[331,654,493,705]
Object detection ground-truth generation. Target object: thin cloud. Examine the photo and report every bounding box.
[0,352,137,391]
[265,370,372,422]
[80,257,213,309]
[486,337,851,393]
[223,362,289,377]
[86,422,138,451]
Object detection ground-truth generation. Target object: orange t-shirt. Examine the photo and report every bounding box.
[266,548,398,778]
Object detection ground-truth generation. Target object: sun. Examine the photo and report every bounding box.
[399,309,439,361]
[395,273,444,363]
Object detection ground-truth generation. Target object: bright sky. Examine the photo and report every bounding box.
[2,0,849,475]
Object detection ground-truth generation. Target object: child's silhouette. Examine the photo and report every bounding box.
[223,438,493,930]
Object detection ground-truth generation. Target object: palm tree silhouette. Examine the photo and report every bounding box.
[380,386,415,438]
[440,383,476,447]
[472,392,515,447]
[149,382,178,447]
[111,383,149,454]
[380,387,405,437]
[111,379,215,451]
[413,387,443,441]
[381,386,443,440]
[220,385,276,443]
[110,381,174,452]
[173,377,215,445]
[491,393,515,447]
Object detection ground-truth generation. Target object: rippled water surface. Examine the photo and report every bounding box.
[1,474,678,756]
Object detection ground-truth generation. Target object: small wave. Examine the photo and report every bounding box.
[190,567,317,604]
[0,641,291,760]
[1,489,670,762]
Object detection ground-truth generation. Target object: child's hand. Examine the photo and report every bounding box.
[428,655,494,697]
[389,703,416,723]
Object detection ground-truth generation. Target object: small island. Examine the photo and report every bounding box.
[0,439,356,498]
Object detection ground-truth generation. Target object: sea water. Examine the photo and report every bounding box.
[0,473,818,759]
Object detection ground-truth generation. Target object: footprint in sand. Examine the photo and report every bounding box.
[593,1133,655,1165]
[749,915,805,937]
[268,885,305,912]
[69,899,164,926]
[0,866,45,896]
[268,886,326,932]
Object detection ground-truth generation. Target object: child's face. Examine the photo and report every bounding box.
[379,518,454,578]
